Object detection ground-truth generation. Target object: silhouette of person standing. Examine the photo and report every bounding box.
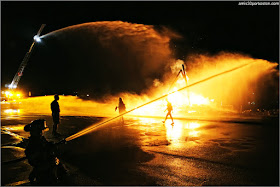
[163,99,174,125]
[115,97,126,122]
[51,94,60,135]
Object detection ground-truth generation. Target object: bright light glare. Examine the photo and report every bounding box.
[5,91,13,97]
[8,84,16,89]
[166,121,183,142]
[4,90,22,99]
[33,35,41,42]
[4,109,20,114]
[186,122,200,129]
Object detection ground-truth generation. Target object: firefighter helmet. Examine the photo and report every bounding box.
[24,119,48,132]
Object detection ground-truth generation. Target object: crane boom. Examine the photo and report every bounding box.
[7,24,46,89]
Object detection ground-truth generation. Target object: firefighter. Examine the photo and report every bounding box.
[163,99,174,125]
[24,119,67,185]
[115,97,126,122]
[51,94,60,136]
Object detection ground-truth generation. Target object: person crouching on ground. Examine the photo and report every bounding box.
[24,119,67,185]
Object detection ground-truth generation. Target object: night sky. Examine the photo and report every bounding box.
[1,1,279,98]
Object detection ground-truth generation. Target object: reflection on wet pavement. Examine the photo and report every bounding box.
[1,112,279,185]
[130,117,207,149]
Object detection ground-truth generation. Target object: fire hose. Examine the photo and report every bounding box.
[2,62,252,164]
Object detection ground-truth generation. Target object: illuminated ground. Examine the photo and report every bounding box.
[1,108,279,185]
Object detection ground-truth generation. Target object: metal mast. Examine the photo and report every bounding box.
[7,24,46,89]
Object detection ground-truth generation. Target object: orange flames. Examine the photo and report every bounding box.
[117,52,278,118]
[2,53,278,120]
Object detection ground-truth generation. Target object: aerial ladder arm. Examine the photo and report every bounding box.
[167,64,191,105]
[7,24,46,89]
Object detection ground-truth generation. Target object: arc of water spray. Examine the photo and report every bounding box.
[65,62,252,142]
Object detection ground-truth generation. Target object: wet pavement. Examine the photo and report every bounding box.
[1,108,279,185]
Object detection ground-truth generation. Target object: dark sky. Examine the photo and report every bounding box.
[1,1,279,97]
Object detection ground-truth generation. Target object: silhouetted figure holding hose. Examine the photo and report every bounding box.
[24,119,67,185]
[51,94,60,136]
[163,99,174,125]
[115,97,126,122]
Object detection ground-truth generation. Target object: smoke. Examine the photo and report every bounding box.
[32,21,179,97]
[11,52,278,119]
[182,52,278,108]
[8,21,278,119]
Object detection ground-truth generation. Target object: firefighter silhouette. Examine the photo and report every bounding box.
[115,97,126,122]
[24,119,67,185]
[163,99,174,125]
[51,94,60,136]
